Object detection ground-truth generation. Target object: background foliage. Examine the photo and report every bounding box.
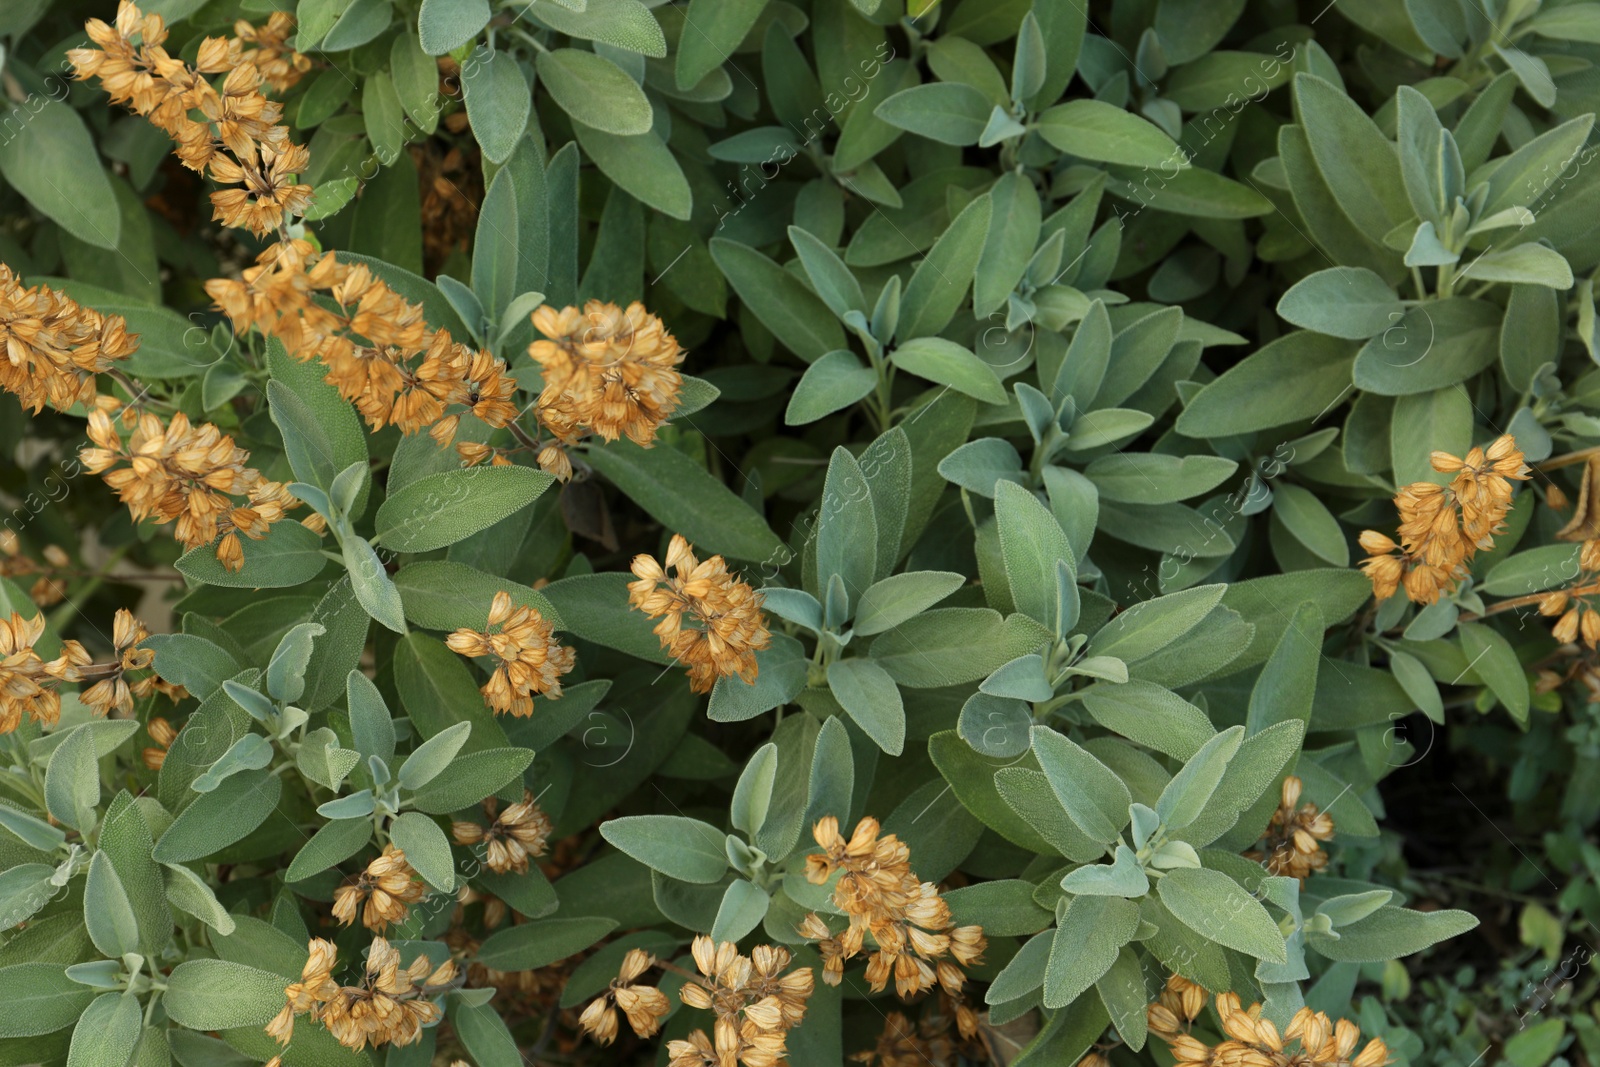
[2,0,1600,1065]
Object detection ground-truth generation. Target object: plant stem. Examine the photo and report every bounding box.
[1537,445,1600,472]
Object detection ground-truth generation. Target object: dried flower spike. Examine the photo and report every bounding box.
[628,535,770,694]
[529,301,686,447]
[81,409,300,570]
[452,790,553,875]
[0,611,89,734]
[800,816,985,1005]
[332,844,427,932]
[665,936,813,1067]
[1245,776,1335,883]
[577,948,669,1045]
[1359,435,1529,604]
[0,266,138,414]
[446,591,575,714]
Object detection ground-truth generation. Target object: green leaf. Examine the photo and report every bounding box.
[0,101,119,249]
[1044,895,1139,1008]
[730,743,779,836]
[854,571,966,636]
[394,562,563,634]
[1247,602,1322,736]
[994,481,1072,631]
[1060,845,1150,897]
[1307,905,1478,962]
[708,634,809,722]
[395,631,510,751]
[1458,621,1529,725]
[675,0,765,87]
[374,466,553,553]
[788,227,865,318]
[1082,681,1214,761]
[786,350,878,425]
[600,815,729,883]
[1277,267,1406,340]
[0,964,95,1037]
[875,83,994,145]
[1083,454,1238,505]
[1031,726,1131,843]
[342,533,406,635]
[898,193,992,341]
[1273,483,1349,566]
[397,722,473,791]
[164,961,287,1030]
[175,519,328,589]
[527,0,666,56]
[1294,74,1411,246]
[827,657,905,755]
[1036,100,1186,168]
[151,769,282,864]
[1158,866,1287,962]
[66,993,140,1067]
[418,0,490,54]
[408,748,534,814]
[540,572,672,664]
[471,168,517,323]
[462,45,531,164]
[267,623,324,705]
[1086,585,1224,663]
[891,338,1007,404]
[475,917,620,971]
[286,817,374,882]
[84,852,140,958]
[871,609,1050,687]
[1392,387,1472,486]
[0,805,64,852]
[266,342,368,507]
[538,49,651,136]
[711,879,771,943]
[0,864,57,931]
[44,724,99,831]
[817,447,878,605]
[1156,726,1244,831]
[1176,333,1358,437]
[388,812,455,892]
[1063,409,1155,452]
[163,863,237,936]
[583,439,781,561]
[346,670,396,767]
[141,633,241,702]
[1455,244,1574,289]
[710,238,845,361]
[572,123,692,221]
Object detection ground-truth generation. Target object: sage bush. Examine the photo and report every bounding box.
[0,1,1596,1066]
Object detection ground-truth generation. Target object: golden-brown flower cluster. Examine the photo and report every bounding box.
[529,302,686,450]
[79,608,158,717]
[69,2,313,236]
[1150,991,1391,1067]
[853,1011,964,1067]
[0,611,88,734]
[0,534,71,609]
[1537,539,1600,647]
[232,12,310,93]
[666,938,815,1067]
[1245,776,1335,884]
[799,816,985,1034]
[628,535,770,694]
[0,265,138,414]
[577,948,671,1046]
[447,592,575,715]
[142,714,176,770]
[452,790,553,875]
[1359,436,1529,604]
[332,845,428,932]
[267,937,457,1052]
[206,240,519,441]
[81,408,300,570]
